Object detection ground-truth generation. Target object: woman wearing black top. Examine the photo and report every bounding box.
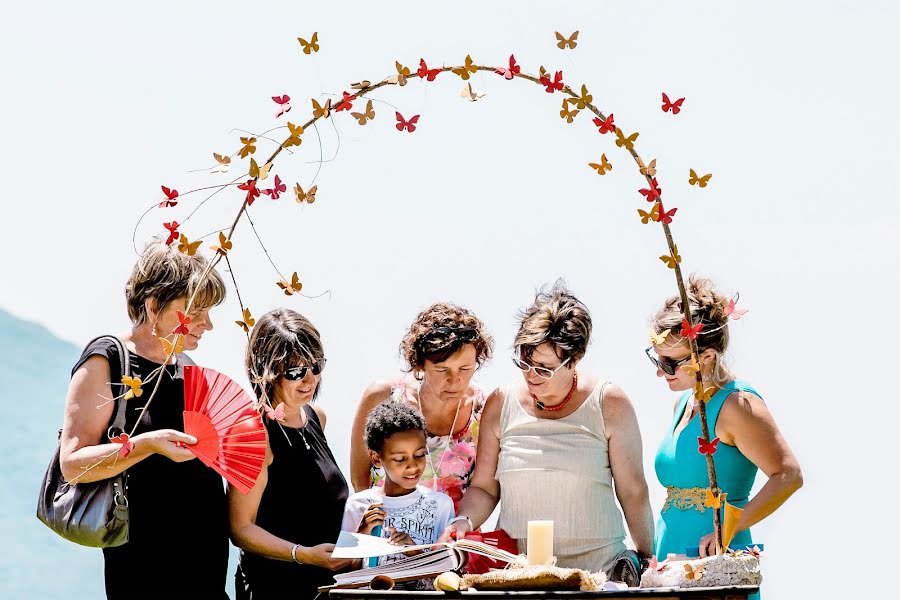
[58,240,229,599]
[230,308,353,600]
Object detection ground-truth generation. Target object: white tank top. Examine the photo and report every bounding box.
[495,379,626,542]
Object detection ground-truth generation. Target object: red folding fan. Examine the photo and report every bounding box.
[457,529,519,574]
[183,365,267,494]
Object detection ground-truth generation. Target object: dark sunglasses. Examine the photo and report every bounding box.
[415,326,478,353]
[283,359,326,380]
[644,347,692,376]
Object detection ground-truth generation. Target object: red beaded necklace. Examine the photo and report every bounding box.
[532,371,578,412]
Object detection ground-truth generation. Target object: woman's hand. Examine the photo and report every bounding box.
[300,543,356,571]
[135,429,198,462]
[358,503,386,535]
[437,518,472,544]
[697,532,718,558]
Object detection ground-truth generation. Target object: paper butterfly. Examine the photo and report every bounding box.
[689,169,712,187]
[683,563,704,581]
[212,152,231,173]
[571,84,592,110]
[540,70,564,93]
[648,556,669,572]
[283,122,304,148]
[417,59,441,82]
[697,436,720,456]
[560,100,579,123]
[393,61,411,86]
[163,221,179,245]
[210,232,232,256]
[109,433,135,458]
[238,179,260,205]
[659,245,681,268]
[640,177,663,202]
[657,202,677,224]
[395,112,420,132]
[555,30,579,49]
[177,234,201,256]
[159,334,184,355]
[680,357,700,376]
[350,80,371,90]
[694,383,716,403]
[638,204,660,224]
[704,488,727,509]
[637,157,657,177]
[311,98,331,119]
[264,402,285,421]
[121,376,143,400]
[588,154,612,175]
[460,82,486,102]
[592,114,615,134]
[297,32,319,55]
[294,182,317,204]
[681,318,704,340]
[495,54,521,80]
[238,136,256,158]
[725,299,748,320]
[451,54,477,80]
[334,91,356,112]
[615,128,639,151]
[648,328,670,346]
[277,272,303,296]
[351,99,375,125]
[159,186,178,208]
[262,175,286,200]
[272,95,291,118]
[235,307,255,333]
[249,158,271,181]
[173,310,191,336]
[661,92,685,114]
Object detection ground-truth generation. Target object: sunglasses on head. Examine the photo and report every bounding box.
[283,358,326,380]
[644,347,692,376]
[415,326,477,353]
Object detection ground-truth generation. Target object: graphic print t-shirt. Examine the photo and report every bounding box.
[341,484,455,567]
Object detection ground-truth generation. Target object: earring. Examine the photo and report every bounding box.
[151,321,158,337]
[414,369,424,382]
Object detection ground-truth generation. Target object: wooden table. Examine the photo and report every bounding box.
[327,587,759,600]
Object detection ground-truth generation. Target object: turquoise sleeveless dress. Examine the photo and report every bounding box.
[654,380,760,559]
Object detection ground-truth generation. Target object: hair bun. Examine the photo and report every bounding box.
[688,275,728,325]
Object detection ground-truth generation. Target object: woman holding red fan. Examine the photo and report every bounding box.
[230,308,353,600]
[646,276,803,565]
[58,240,229,599]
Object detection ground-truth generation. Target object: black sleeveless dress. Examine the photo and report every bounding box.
[73,338,229,600]
[237,404,349,600]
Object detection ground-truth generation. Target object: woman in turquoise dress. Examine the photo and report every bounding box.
[647,277,803,563]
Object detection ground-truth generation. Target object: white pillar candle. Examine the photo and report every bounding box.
[527,520,554,566]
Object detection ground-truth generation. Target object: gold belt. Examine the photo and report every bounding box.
[663,486,710,513]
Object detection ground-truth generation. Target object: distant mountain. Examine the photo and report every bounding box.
[0,308,103,599]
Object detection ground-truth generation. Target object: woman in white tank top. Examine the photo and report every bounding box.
[441,283,655,582]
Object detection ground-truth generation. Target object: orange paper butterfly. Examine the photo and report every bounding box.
[689,169,712,187]
[659,245,681,268]
[235,308,255,333]
[294,182,318,204]
[159,334,184,355]
[683,563,705,581]
[121,376,143,400]
[298,32,319,55]
[615,128,639,151]
[249,158,271,181]
[277,272,303,296]
[177,234,202,256]
[555,31,579,49]
[312,98,332,119]
[588,154,612,175]
[283,122,304,148]
[638,203,660,224]
[210,232,232,256]
[451,54,477,80]
[637,157,657,177]
[238,137,256,158]
[351,99,375,125]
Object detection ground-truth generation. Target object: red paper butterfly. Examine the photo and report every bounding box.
[262,175,286,199]
[494,54,521,80]
[264,402,285,421]
[662,92,685,114]
[417,59,441,82]
[592,114,615,134]
[238,179,260,205]
[160,185,179,208]
[395,112,420,133]
[109,433,135,458]
[539,70,564,93]
[657,201,678,224]
[681,318,704,340]
[272,95,291,118]
[174,310,191,336]
[639,177,663,202]
[698,436,720,456]
[725,299,749,320]
[334,91,356,112]
[163,221,179,245]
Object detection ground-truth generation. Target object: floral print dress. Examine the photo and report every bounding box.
[369,375,486,511]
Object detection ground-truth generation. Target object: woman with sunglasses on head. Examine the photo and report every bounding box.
[350,303,493,510]
[230,308,353,600]
[443,283,654,586]
[647,276,802,569]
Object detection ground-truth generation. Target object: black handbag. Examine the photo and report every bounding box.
[36,335,131,547]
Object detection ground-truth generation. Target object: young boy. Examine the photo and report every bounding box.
[341,401,456,584]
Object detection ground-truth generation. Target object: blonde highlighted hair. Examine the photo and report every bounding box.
[515,280,591,364]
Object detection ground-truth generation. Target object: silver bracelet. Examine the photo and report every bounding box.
[290,543,303,565]
[448,515,473,530]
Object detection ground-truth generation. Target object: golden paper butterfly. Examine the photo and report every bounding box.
[235,307,255,333]
[637,157,657,177]
[177,234,202,256]
[694,383,716,403]
[559,99,579,123]
[555,31,579,49]
[648,328,670,346]
[294,182,318,204]
[210,232,232,256]
[615,128,639,151]
[660,245,681,268]
[277,272,303,296]
[451,54,477,80]
[638,203,660,224]
[680,357,700,376]
[311,98,332,119]
[297,32,319,55]
[351,99,375,125]
[683,563,705,581]
[249,158,271,181]
[588,154,612,175]
[238,136,256,159]
[159,334,184,355]
[704,488,727,509]
[283,122,304,148]
[121,376,143,400]
[572,84,592,110]
[689,169,712,187]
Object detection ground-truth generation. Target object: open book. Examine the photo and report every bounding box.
[326,532,520,589]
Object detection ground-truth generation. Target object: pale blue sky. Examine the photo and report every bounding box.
[2,1,897,597]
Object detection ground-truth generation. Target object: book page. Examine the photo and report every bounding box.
[332,531,444,559]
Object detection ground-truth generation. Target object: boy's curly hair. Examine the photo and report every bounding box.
[365,401,426,454]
